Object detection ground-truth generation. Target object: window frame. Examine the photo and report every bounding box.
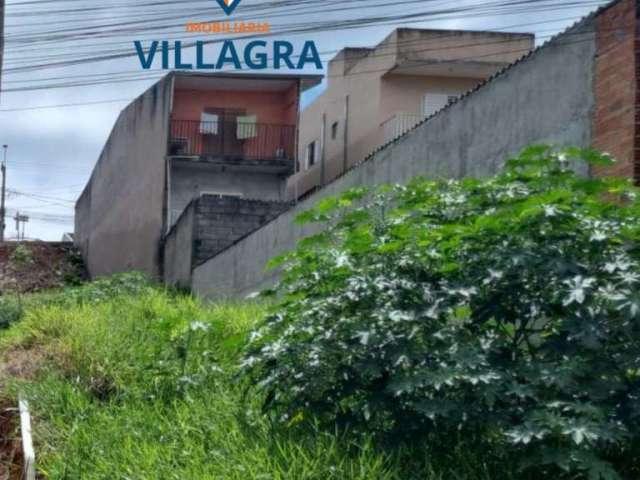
[305,140,317,170]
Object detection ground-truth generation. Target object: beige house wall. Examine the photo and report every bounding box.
[289,28,534,199]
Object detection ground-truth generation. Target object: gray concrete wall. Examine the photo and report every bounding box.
[163,201,196,289]
[75,76,173,278]
[169,162,287,226]
[74,181,92,263]
[192,18,598,299]
[163,194,290,288]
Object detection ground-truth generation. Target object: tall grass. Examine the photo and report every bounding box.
[0,277,518,479]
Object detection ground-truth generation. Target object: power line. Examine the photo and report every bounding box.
[7,189,76,204]
[0,25,599,98]
[0,11,608,95]
[0,14,582,80]
[1,0,605,75]
[0,97,130,111]
[0,0,609,233]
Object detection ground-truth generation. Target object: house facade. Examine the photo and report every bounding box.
[75,72,321,283]
[290,28,534,198]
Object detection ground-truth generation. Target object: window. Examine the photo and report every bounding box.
[331,121,339,140]
[199,112,218,134]
[305,141,317,170]
[237,114,258,139]
[421,93,454,118]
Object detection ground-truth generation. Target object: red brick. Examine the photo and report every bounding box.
[592,0,639,182]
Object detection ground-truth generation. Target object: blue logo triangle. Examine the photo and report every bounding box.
[215,0,241,15]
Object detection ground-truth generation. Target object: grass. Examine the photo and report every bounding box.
[0,275,517,479]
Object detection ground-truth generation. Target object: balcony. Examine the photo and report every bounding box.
[169,119,296,173]
[381,113,425,144]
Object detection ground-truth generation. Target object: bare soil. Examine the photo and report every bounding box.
[0,241,78,478]
[0,242,86,294]
[0,345,47,480]
[0,400,23,480]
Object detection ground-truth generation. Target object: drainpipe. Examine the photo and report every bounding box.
[293,80,302,203]
[166,157,172,233]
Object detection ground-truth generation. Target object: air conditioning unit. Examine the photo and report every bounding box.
[169,137,189,155]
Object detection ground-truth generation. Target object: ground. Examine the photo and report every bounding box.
[0,280,424,479]
[0,243,85,294]
[0,399,22,480]
[0,242,86,479]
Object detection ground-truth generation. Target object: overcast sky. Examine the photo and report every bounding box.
[0,0,608,241]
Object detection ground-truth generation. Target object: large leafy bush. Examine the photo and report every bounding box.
[242,146,640,478]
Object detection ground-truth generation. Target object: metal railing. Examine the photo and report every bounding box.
[169,119,296,162]
[381,113,425,144]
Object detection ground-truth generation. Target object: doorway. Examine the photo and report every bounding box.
[201,108,245,159]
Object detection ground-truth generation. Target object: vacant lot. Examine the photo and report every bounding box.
[0,243,85,294]
[0,275,507,480]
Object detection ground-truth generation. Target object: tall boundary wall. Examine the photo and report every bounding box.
[75,77,173,279]
[192,0,639,300]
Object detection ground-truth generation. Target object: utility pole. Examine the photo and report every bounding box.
[1,144,6,243]
[14,211,28,242]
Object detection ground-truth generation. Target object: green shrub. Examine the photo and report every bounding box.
[242,146,640,479]
[0,296,23,329]
[45,271,152,305]
[9,244,33,267]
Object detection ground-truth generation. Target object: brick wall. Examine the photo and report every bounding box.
[592,0,639,180]
[193,195,290,265]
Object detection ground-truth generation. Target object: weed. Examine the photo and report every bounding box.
[9,244,33,268]
[0,281,524,479]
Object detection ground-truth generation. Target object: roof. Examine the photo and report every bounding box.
[328,26,535,70]
[171,71,323,92]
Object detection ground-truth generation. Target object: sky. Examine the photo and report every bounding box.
[0,0,609,240]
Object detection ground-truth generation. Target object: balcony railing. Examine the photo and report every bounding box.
[381,113,425,144]
[169,119,296,164]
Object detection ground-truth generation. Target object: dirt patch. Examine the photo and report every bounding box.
[0,242,86,294]
[0,347,46,480]
[0,348,46,385]
[0,400,23,480]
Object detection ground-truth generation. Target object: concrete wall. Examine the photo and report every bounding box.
[395,28,535,65]
[192,12,603,300]
[74,181,92,263]
[163,200,195,289]
[172,85,298,125]
[164,194,289,287]
[75,76,173,278]
[168,161,287,225]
